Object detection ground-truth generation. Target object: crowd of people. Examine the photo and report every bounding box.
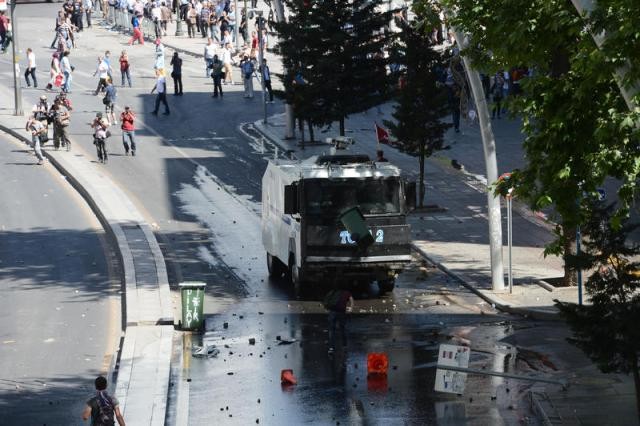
[20,0,275,166]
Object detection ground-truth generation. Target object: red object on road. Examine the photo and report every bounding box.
[280,369,297,385]
[367,353,389,376]
[375,123,390,145]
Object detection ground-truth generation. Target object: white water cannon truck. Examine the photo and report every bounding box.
[261,137,416,296]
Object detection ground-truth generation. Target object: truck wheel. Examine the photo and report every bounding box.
[267,253,286,278]
[378,279,395,294]
[288,256,302,298]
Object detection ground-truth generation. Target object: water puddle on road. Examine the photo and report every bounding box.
[169,313,545,425]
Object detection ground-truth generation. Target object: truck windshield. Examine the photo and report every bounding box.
[304,178,401,216]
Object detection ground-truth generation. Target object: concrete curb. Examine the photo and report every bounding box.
[0,123,174,423]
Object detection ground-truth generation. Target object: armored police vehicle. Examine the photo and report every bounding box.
[261,138,416,296]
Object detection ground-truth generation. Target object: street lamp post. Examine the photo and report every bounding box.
[257,15,267,124]
[174,1,184,36]
[234,0,240,50]
[10,0,23,116]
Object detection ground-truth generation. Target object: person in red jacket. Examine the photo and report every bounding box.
[120,106,136,156]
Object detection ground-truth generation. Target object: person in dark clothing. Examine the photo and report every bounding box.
[260,58,274,103]
[170,52,183,95]
[324,287,354,353]
[81,376,125,425]
[210,54,223,98]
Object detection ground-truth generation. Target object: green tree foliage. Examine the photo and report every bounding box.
[557,202,640,419]
[383,10,450,207]
[434,0,640,284]
[273,0,395,137]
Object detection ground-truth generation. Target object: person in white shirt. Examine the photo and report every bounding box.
[221,42,233,85]
[151,2,162,38]
[154,38,165,70]
[93,56,110,95]
[151,69,170,115]
[60,50,73,93]
[84,0,93,27]
[24,48,37,88]
[203,37,216,77]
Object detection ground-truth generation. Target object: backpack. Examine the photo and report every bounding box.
[92,393,115,426]
[323,290,347,312]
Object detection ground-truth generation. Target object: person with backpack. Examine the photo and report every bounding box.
[323,287,354,353]
[81,375,125,425]
[103,78,117,125]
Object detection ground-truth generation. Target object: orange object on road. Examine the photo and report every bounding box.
[281,369,297,385]
[367,353,389,376]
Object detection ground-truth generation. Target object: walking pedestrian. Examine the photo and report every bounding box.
[186,4,197,38]
[25,116,47,165]
[120,106,136,155]
[200,2,211,38]
[151,1,162,39]
[103,78,117,125]
[128,13,144,45]
[81,375,126,426]
[51,99,71,151]
[91,112,110,163]
[46,52,62,92]
[119,50,132,87]
[323,287,354,353]
[0,15,12,53]
[240,55,254,98]
[151,69,170,115]
[24,48,37,88]
[60,50,74,94]
[203,37,216,77]
[160,1,171,36]
[491,70,505,119]
[260,58,273,103]
[93,56,110,95]
[170,51,183,95]
[221,42,233,85]
[32,95,50,137]
[154,38,165,71]
[84,0,93,28]
[0,11,9,49]
[71,0,84,32]
[210,54,223,98]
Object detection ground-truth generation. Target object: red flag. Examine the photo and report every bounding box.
[375,123,390,145]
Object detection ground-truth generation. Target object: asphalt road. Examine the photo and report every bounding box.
[0,133,120,424]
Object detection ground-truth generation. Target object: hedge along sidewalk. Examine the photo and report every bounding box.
[0,109,173,425]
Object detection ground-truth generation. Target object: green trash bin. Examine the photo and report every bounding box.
[179,281,206,331]
[339,206,374,250]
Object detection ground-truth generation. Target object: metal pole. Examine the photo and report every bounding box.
[234,0,240,49]
[576,225,583,305]
[437,364,567,387]
[570,0,637,110]
[10,1,22,116]
[508,195,513,294]
[175,2,184,36]
[450,28,504,291]
[258,16,266,124]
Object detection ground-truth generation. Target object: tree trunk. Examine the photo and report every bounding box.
[562,223,578,286]
[419,141,425,207]
[307,120,315,142]
[633,353,640,421]
[339,118,345,136]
